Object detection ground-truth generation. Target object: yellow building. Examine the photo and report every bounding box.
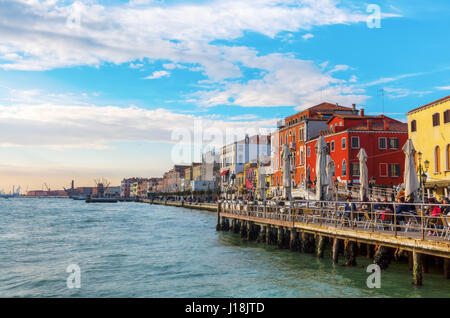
[130,181,139,198]
[192,163,202,181]
[407,95,450,198]
[184,167,192,191]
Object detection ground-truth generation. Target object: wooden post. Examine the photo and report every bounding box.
[289,228,297,250]
[366,244,374,259]
[240,221,246,238]
[444,258,450,279]
[277,226,284,249]
[413,251,423,286]
[265,225,271,245]
[317,235,325,258]
[216,202,221,231]
[344,240,357,266]
[332,237,340,264]
[374,245,390,270]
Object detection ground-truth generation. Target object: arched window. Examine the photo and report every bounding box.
[446,144,450,171]
[410,120,417,132]
[435,146,441,172]
[342,159,347,176]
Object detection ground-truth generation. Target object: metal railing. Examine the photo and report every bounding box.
[220,200,450,242]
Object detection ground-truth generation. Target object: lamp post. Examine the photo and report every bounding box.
[417,151,429,202]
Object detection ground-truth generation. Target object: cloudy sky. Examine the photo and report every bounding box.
[0,0,449,191]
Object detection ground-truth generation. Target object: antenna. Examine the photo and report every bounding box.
[377,88,385,115]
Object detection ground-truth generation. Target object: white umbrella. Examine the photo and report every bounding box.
[325,154,334,200]
[281,144,292,200]
[402,139,419,199]
[315,135,328,200]
[357,148,368,201]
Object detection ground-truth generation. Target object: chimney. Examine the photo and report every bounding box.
[352,103,356,114]
[360,108,365,117]
[367,119,372,130]
[383,120,389,130]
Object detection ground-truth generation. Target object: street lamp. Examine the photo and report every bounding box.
[417,151,429,202]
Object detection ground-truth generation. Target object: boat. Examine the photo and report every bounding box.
[85,197,118,203]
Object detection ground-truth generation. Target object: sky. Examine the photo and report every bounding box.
[0,0,449,192]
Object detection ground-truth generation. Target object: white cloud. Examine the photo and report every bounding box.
[0,0,401,107]
[144,70,170,79]
[302,33,314,40]
[0,100,277,149]
[436,86,450,90]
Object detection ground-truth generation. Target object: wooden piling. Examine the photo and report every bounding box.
[366,244,374,259]
[332,237,340,264]
[240,221,247,238]
[413,251,423,286]
[216,203,221,231]
[317,235,325,258]
[344,240,357,266]
[289,228,298,251]
[265,225,271,245]
[277,226,284,249]
[374,245,390,270]
[444,258,450,279]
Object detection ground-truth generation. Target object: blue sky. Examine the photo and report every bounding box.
[0,0,449,191]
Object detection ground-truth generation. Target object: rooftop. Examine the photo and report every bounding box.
[407,95,450,115]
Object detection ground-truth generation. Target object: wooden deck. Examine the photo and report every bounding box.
[219,202,450,259]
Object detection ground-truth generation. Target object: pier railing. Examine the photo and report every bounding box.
[220,200,450,243]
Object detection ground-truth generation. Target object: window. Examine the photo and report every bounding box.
[410,120,417,132]
[379,137,387,150]
[341,137,346,150]
[351,137,360,149]
[300,149,304,165]
[444,110,450,124]
[432,113,440,126]
[389,164,401,177]
[379,163,388,177]
[342,160,347,176]
[307,146,311,157]
[446,144,450,171]
[350,163,360,176]
[388,138,399,149]
[331,141,335,152]
[435,146,441,173]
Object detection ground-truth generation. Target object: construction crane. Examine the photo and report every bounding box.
[94,178,110,198]
[42,183,50,192]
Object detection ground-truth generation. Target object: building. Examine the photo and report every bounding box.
[104,186,120,198]
[305,112,408,187]
[407,95,450,198]
[273,102,358,190]
[201,149,220,188]
[220,134,271,193]
[163,165,190,193]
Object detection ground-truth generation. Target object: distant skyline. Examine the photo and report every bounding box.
[0,0,449,191]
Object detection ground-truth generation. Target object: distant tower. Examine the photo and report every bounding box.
[71,180,74,190]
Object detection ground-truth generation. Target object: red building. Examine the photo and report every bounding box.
[305,112,408,187]
[273,102,358,188]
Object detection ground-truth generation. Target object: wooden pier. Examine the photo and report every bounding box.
[141,198,450,285]
[217,200,450,286]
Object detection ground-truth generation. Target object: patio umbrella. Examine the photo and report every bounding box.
[325,154,334,200]
[315,135,328,200]
[402,139,419,199]
[357,148,368,201]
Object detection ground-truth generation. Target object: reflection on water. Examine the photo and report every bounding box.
[0,198,449,298]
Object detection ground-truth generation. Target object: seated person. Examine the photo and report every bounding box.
[344,197,356,218]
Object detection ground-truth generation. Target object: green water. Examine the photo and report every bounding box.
[0,198,449,297]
